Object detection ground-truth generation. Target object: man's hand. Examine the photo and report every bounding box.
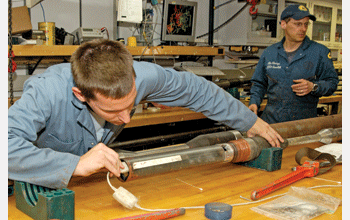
[247,117,284,148]
[248,104,258,115]
[291,79,313,96]
[73,143,124,177]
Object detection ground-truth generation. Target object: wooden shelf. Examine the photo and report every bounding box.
[256,12,277,18]
[10,45,225,66]
[125,107,206,128]
[225,59,259,64]
[11,45,225,57]
[242,95,342,115]
[127,45,225,56]
[225,59,341,70]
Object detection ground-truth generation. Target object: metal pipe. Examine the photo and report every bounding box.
[118,127,341,182]
[228,128,342,163]
[116,115,342,182]
[208,0,214,46]
[287,128,342,146]
[79,0,82,27]
[118,143,234,182]
[270,114,342,138]
[186,130,243,148]
[117,130,242,159]
[109,126,230,150]
[208,0,214,67]
[215,79,251,89]
[112,113,340,152]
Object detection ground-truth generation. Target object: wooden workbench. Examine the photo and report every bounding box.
[125,95,342,128]
[8,142,342,219]
[8,95,342,128]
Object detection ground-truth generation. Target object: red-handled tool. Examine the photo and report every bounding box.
[8,51,17,73]
[250,161,320,200]
[112,208,186,220]
[247,0,259,15]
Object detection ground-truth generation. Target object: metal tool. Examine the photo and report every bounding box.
[247,0,259,15]
[250,144,338,201]
[112,208,185,220]
[117,127,341,182]
[250,161,320,200]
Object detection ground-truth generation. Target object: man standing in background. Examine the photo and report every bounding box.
[249,5,338,123]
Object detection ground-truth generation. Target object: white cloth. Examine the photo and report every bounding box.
[316,143,342,161]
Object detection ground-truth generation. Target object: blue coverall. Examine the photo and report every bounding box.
[8,61,257,189]
[249,36,339,124]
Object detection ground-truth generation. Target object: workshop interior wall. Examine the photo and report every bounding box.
[9,0,225,74]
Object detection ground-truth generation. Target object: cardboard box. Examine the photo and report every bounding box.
[11,6,32,34]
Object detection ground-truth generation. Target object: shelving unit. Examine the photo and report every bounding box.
[11,45,225,64]
[10,45,225,77]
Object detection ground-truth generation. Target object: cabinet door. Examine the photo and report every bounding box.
[335,8,342,43]
[311,3,333,42]
[309,1,342,49]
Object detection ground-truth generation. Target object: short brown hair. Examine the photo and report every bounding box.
[284,17,292,23]
[71,39,135,101]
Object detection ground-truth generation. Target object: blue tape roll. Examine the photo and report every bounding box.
[205,202,232,220]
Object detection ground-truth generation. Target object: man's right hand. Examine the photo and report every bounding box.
[73,143,124,177]
[248,104,258,115]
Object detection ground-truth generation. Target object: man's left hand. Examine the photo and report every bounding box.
[291,79,313,96]
[247,117,284,148]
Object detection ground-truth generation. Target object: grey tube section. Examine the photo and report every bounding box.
[286,128,342,146]
[118,143,234,182]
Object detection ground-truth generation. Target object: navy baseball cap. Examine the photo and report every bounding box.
[281,5,316,21]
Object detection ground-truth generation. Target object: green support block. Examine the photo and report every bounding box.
[14,181,75,220]
[239,147,283,171]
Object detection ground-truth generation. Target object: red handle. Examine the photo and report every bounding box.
[247,0,259,15]
[8,51,17,73]
[112,208,186,220]
[251,161,319,200]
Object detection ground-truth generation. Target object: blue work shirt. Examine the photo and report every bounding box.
[249,36,338,123]
[8,61,257,189]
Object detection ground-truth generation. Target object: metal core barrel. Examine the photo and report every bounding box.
[118,143,234,182]
[117,115,342,182]
[270,114,341,138]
